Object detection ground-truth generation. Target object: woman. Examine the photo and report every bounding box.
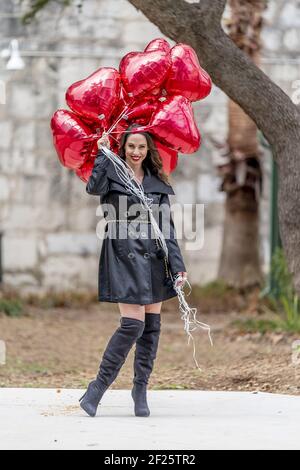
[79,124,187,417]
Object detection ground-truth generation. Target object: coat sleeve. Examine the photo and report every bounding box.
[86,149,111,196]
[159,193,187,276]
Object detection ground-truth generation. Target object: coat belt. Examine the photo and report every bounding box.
[106,219,151,224]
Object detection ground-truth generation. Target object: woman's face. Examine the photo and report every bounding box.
[124,133,148,169]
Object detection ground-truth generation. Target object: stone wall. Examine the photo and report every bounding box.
[0,0,299,294]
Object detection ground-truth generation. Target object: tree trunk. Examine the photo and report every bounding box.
[218,0,265,287]
[218,194,262,287]
[128,0,300,295]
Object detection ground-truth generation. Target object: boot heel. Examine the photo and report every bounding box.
[79,381,104,417]
[131,383,150,417]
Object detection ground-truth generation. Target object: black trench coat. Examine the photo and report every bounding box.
[86,149,186,305]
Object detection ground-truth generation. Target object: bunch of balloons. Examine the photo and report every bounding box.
[50,38,212,182]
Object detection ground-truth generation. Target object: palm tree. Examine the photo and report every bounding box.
[217,0,267,288]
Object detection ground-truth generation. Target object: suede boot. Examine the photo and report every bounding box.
[131,313,161,417]
[79,316,145,417]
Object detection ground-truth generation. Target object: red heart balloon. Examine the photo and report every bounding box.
[50,110,98,170]
[165,44,212,101]
[131,95,201,154]
[154,139,178,175]
[66,67,121,127]
[75,158,95,183]
[119,50,171,99]
[126,100,158,122]
[144,38,171,54]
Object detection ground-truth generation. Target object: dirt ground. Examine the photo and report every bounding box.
[0,295,300,395]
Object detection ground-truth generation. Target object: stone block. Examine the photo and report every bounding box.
[173,180,196,205]
[57,58,99,91]
[197,174,225,203]
[68,207,98,232]
[280,3,300,28]
[283,29,300,51]
[80,17,121,41]
[201,104,228,139]
[3,235,38,270]
[182,226,224,284]
[10,84,36,119]
[4,203,66,231]
[0,176,10,201]
[41,255,98,290]
[94,0,142,20]
[122,20,162,45]
[187,257,219,285]
[4,273,39,287]
[14,121,35,151]
[261,28,282,51]
[0,121,12,149]
[46,232,98,256]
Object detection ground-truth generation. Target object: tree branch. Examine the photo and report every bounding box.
[129,0,226,33]
[128,0,300,152]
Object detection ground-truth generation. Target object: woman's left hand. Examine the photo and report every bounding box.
[175,271,188,288]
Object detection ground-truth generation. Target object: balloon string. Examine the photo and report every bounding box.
[106,105,129,134]
[173,274,213,371]
[106,98,136,135]
[109,130,138,134]
[100,145,213,370]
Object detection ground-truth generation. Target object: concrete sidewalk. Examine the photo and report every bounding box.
[0,388,299,450]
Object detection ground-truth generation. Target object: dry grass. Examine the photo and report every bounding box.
[0,290,299,395]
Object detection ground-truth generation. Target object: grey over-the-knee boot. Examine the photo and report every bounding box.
[79,316,144,417]
[131,313,161,417]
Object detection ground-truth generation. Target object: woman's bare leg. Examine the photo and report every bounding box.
[118,303,146,322]
[144,302,162,314]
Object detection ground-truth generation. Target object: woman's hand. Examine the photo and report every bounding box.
[174,271,188,288]
[97,132,111,150]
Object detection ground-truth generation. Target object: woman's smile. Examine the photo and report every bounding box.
[131,156,142,161]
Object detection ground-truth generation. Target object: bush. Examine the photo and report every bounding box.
[0,298,24,317]
[267,247,300,331]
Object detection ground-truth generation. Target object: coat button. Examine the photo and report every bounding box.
[143,252,150,259]
[141,231,147,238]
[128,252,135,259]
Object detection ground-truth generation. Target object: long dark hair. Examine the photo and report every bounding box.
[118,124,171,185]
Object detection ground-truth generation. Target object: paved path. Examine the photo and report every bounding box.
[0,388,299,450]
